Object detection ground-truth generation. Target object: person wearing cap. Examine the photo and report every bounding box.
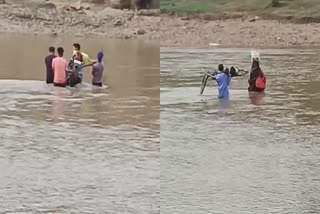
[248,56,266,92]
[92,52,104,87]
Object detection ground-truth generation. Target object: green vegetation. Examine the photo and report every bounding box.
[271,0,280,7]
[161,0,320,18]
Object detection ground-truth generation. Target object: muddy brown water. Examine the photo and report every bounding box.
[0,35,159,213]
[161,48,320,213]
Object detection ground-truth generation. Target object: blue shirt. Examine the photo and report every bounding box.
[215,72,231,98]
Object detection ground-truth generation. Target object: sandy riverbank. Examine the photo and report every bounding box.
[160,15,320,48]
[0,0,159,40]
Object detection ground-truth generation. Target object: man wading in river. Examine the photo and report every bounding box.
[72,43,96,83]
[212,64,231,98]
[92,52,104,87]
[52,47,68,87]
[45,46,56,84]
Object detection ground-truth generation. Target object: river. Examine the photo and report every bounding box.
[161,48,320,213]
[0,35,159,213]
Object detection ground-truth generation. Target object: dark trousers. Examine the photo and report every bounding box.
[54,82,66,87]
[67,76,81,87]
[92,82,102,87]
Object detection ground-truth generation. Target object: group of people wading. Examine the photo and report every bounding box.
[45,43,104,88]
[211,51,266,98]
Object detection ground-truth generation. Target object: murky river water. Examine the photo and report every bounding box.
[0,35,159,213]
[161,48,320,213]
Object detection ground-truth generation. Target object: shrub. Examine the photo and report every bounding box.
[271,0,280,7]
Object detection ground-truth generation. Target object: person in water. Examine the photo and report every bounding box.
[52,47,68,87]
[248,58,266,92]
[229,66,248,77]
[45,46,56,84]
[212,64,231,98]
[72,43,96,82]
[92,52,104,87]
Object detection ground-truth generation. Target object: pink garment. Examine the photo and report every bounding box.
[52,57,67,84]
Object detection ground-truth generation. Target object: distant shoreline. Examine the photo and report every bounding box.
[160,15,320,48]
[0,2,159,41]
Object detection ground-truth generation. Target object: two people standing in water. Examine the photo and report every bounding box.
[45,43,105,87]
[212,52,266,98]
[45,46,68,87]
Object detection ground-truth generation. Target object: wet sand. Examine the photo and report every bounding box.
[160,16,320,48]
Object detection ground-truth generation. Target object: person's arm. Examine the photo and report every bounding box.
[88,53,97,63]
[223,68,230,76]
[83,53,96,65]
[240,71,249,76]
[236,69,249,77]
[215,73,221,82]
[211,69,218,80]
[89,58,97,63]
[87,55,96,64]
[92,64,97,76]
[52,60,55,73]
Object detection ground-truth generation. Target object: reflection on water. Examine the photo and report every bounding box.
[0,35,159,213]
[249,92,265,106]
[161,48,320,214]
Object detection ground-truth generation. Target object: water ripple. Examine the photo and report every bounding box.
[161,48,320,214]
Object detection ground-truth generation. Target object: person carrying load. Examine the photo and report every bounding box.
[248,50,266,92]
[66,43,96,87]
[200,64,248,96]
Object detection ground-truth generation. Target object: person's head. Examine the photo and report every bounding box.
[97,51,104,63]
[57,47,64,57]
[251,59,260,69]
[230,66,236,77]
[251,50,260,64]
[218,64,224,72]
[73,43,81,56]
[73,43,81,51]
[49,46,55,54]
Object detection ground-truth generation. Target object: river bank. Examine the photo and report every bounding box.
[0,0,159,40]
[160,15,320,48]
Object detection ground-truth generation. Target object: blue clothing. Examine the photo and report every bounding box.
[215,72,231,98]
